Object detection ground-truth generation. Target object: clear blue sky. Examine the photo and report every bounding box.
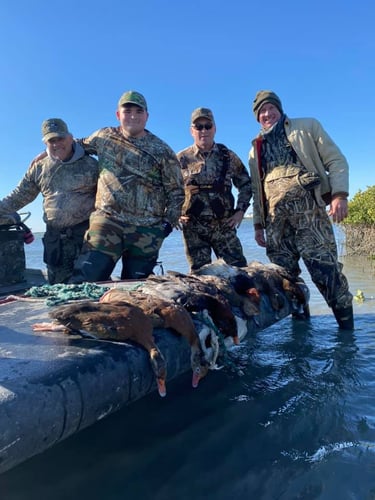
[1,0,374,232]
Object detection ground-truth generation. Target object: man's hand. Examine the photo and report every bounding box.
[179,215,190,226]
[328,197,348,223]
[185,184,200,195]
[254,228,266,247]
[226,210,244,229]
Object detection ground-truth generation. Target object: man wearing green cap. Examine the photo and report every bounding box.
[248,90,353,329]
[68,90,185,282]
[177,107,252,271]
[0,118,98,284]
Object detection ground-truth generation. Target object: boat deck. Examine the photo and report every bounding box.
[0,272,297,475]
[0,269,48,296]
[0,289,196,475]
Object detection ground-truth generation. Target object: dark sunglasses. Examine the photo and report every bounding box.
[193,123,213,131]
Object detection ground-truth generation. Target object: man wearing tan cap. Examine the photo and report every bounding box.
[177,107,252,271]
[0,118,98,284]
[249,90,353,329]
[68,90,185,282]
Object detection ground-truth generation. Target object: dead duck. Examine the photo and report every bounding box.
[193,273,261,318]
[32,300,167,397]
[244,261,309,315]
[100,288,210,387]
[139,272,240,345]
[194,260,268,315]
[245,261,309,306]
[196,259,308,314]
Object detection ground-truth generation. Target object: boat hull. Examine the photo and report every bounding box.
[0,274,300,475]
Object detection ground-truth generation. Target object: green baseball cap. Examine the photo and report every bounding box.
[118,90,147,110]
[41,118,70,142]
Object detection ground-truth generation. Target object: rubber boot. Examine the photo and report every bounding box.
[69,251,115,283]
[292,303,311,320]
[121,256,157,280]
[332,304,354,330]
[292,280,311,320]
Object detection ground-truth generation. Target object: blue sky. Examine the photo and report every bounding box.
[1,0,374,232]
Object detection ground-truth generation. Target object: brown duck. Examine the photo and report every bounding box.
[99,288,210,388]
[139,272,240,345]
[32,300,167,397]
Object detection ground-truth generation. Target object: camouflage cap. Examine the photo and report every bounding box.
[41,118,70,142]
[191,107,215,124]
[118,90,147,110]
[252,90,283,120]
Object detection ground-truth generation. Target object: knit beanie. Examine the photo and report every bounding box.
[252,90,283,120]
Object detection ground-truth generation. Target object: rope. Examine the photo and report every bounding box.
[24,282,110,306]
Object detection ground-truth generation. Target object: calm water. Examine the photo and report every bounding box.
[1,220,375,500]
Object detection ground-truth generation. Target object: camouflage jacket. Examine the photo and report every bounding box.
[80,127,185,227]
[177,143,252,218]
[0,143,98,230]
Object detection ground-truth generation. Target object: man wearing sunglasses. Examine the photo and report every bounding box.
[177,107,252,272]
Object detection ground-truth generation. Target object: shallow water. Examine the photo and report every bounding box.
[1,221,375,499]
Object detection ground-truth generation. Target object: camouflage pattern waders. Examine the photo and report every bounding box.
[43,220,89,284]
[82,214,166,279]
[263,167,352,308]
[183,217,247,272]
[177,143,251,272]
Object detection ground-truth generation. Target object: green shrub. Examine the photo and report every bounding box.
[342,185,375,225]
[341,185,375,257]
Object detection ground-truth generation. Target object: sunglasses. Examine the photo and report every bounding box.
[193,123,213,131]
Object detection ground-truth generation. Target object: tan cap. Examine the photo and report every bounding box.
[41,118,70,142]
[191,107,215,124]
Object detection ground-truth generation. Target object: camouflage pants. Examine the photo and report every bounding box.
[45,221,88,284]
[82,214,166,279]
[264,171,352,308]
[182,217,247,272]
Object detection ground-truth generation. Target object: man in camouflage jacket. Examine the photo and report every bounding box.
[70,90,185,282]
[0,118,98,284]
[248,90,353,329]
[177,107,252,271]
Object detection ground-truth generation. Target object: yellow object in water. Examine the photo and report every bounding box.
[354,289,365,302]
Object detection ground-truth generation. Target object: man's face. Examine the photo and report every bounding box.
[190,119,216,152]
[258,103,281,129]
[117,104,148,138]
[45,135,74,161]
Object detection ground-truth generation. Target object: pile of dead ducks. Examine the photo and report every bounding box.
[32,259,309,397]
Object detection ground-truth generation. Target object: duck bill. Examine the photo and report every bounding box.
[192,371,201,388]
